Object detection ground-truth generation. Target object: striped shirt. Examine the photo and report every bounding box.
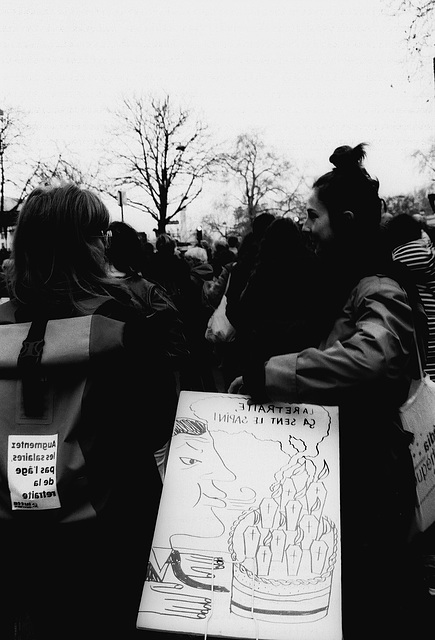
[392,235,435,381]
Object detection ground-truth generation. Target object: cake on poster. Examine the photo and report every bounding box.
[137,391,341,640]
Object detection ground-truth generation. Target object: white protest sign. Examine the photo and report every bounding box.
[8,434,60,510]
[137,391,341,640]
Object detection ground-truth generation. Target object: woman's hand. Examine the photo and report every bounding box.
[228,376,244,394]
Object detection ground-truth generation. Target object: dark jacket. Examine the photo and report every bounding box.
[114,272,189,369]
[234,248,327,367]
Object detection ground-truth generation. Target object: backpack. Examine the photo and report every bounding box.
[0,296,157,523]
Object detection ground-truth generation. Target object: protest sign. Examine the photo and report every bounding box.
[7,434,60,510]
[137,391,341,640]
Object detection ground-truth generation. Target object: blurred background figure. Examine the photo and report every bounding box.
[223,212,275,386]
[106,221,189,480]
[0,257,12,302]
[232,216,327,377]
[227,235,239,257]
[385,213,435,381]
[137,231,155,281]
[385,212,435,598]
[180,245,216,391]
[210,239,235,277]
[148,233,192,313]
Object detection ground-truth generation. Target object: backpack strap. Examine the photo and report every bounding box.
[15,297,132,418]
[17,317,49,418]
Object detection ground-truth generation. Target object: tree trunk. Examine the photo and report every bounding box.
[157,218,167,234]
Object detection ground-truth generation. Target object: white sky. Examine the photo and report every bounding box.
[1,0,434,235]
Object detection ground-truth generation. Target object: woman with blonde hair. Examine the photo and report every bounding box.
[0,183,177,639]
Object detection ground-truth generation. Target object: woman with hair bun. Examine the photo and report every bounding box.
[230,144,430,639]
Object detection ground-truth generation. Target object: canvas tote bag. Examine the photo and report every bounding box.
[205,273,236,344]
[400,368,435,532]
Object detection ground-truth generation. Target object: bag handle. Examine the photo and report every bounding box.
[403,328,427,408]
[224,270,232,296]
[412,326,425,381]
[17,317,49,418]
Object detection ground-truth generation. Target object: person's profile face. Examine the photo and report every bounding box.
[169,429,235,537]
[304,190,334,250]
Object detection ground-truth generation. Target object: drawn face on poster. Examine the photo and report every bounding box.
[167,418,236,541]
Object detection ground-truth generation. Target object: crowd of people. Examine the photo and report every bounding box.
[0,143,435,638]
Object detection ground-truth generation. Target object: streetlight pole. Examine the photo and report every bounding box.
[0,109,5,244]
[117,190,125,222]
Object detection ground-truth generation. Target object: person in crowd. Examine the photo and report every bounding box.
[148,233,192,312]
[203,258,234,311]
[198,239,213,263]
[202,258,236,392]
[210,240,235,277]
[232,216,328,374]
[136,231,156,280]
[180,245,216,391]
[223,213,275,386]
[106,222,186,354]
[229,144,430,639]
[384,212,435,597]
[0,256,11,300]
[184,246,214,281]
[106,220,188,480]
[385,213,435,381]
[0,243,10,264]
[226,213,276,326]
[227,235,239,257]
[0,183,173,640]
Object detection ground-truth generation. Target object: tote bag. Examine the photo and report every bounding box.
[400,374,435,532]
[205,293,236,343]
[205,272,236,344]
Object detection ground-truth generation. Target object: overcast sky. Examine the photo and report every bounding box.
[1,0,434,234]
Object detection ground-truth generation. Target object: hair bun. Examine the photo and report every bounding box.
[329,143,367,170]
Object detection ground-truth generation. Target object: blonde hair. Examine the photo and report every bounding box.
[9,182,114,307]
[184,246,208,263]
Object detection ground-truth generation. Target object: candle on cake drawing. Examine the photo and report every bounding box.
[229,449,338,624]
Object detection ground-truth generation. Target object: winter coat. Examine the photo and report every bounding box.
[246,271,428,637]
[234,248,327,367]
[110,271,189,370]
[252,272,425,637]
[263,274,418,407]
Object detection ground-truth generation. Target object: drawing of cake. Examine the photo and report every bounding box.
[228,459,338,624]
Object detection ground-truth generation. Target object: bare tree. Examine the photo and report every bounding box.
[200,197,240,240]
[386,0,435,57]
[4,151,106,227]
[384,192,427,217]
[413,142,435,183]
[0,106,28,234]
[0,107,104,245]
[31,153,104,194]
[108,95,218,234]
[219,132,306,227]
